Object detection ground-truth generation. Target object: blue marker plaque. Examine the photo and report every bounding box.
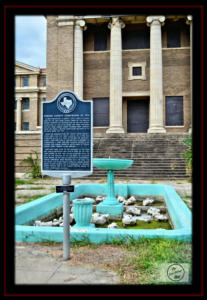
[41,91,93,178]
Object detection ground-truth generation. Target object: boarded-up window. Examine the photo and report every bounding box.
[122,30,150,49]
[166,96,183,126]
[94,27,107,51]
[93,98,109,126]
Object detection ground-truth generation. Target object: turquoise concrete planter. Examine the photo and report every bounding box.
[73,198,95,228]
[15,184,192,243]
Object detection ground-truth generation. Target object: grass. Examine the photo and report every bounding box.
[68,237,192,285]
[17,194,48,204]
[119,238,192,284]
[15,178,40,185]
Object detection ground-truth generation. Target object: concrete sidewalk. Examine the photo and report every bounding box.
[15,243,120,285]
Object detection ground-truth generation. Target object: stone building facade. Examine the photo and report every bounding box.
[15,14,192,177]
[46,14,192,135]
[15,61,46,132]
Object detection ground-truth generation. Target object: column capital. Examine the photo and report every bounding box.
[108,17,125,30]
[75,19,87,31]
[186,15,193,25]
[146,16,165,27]
[16,97,22,101]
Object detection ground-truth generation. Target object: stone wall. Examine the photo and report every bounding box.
[46,16,74,100]
[15,133,41,173]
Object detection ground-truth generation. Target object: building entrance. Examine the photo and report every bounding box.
[127,99,149,133]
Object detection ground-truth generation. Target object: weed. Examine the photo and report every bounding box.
[98,178,107,184]
[23,151,42,178]
[183,136,192,176]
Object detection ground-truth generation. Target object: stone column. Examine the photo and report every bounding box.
[74,19,86,99]
[16,98,22,132]
[186,15,193,134]
[30,97,38,130]
[106,17,125,134]
[147,16,166,133]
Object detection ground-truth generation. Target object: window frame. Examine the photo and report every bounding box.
[128,62,146,81]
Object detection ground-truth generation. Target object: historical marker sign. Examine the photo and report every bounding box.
[41,91,93,178]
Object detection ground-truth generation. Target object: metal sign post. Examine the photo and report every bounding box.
[62,174,71,261]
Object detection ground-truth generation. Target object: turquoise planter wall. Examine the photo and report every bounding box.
[15,184,192,243]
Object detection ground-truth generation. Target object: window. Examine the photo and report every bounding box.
[122,29,150,50]
[42,97,46,102]
[22,76,29,87]
[167,22,181,48]
[23,122,29,131]
[94,27,108,51]
[166,96,183,126]
[93,98,109,126]
[133,67,142,76]
[43,76,46,87]
[22,98,30,110]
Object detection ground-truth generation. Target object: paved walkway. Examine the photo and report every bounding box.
[15,243,120,285]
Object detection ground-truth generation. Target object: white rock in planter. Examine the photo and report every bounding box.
[34,220,41,226]
[124,196,136,205]
[143,198,154,206]
[70,214,74,224]
[118,196,125,202]
[154,214,168,221]
[147,207,160,216]
[122,214,137,226]
[108,222,119,229]
[136,214,152,223]
[52,221,59,226]
[125,206,141,216]
[59,222,64,227]
[41,221,53,226]
[59,216,63,222]
[91,213,110,225]
[96,195,105,203]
